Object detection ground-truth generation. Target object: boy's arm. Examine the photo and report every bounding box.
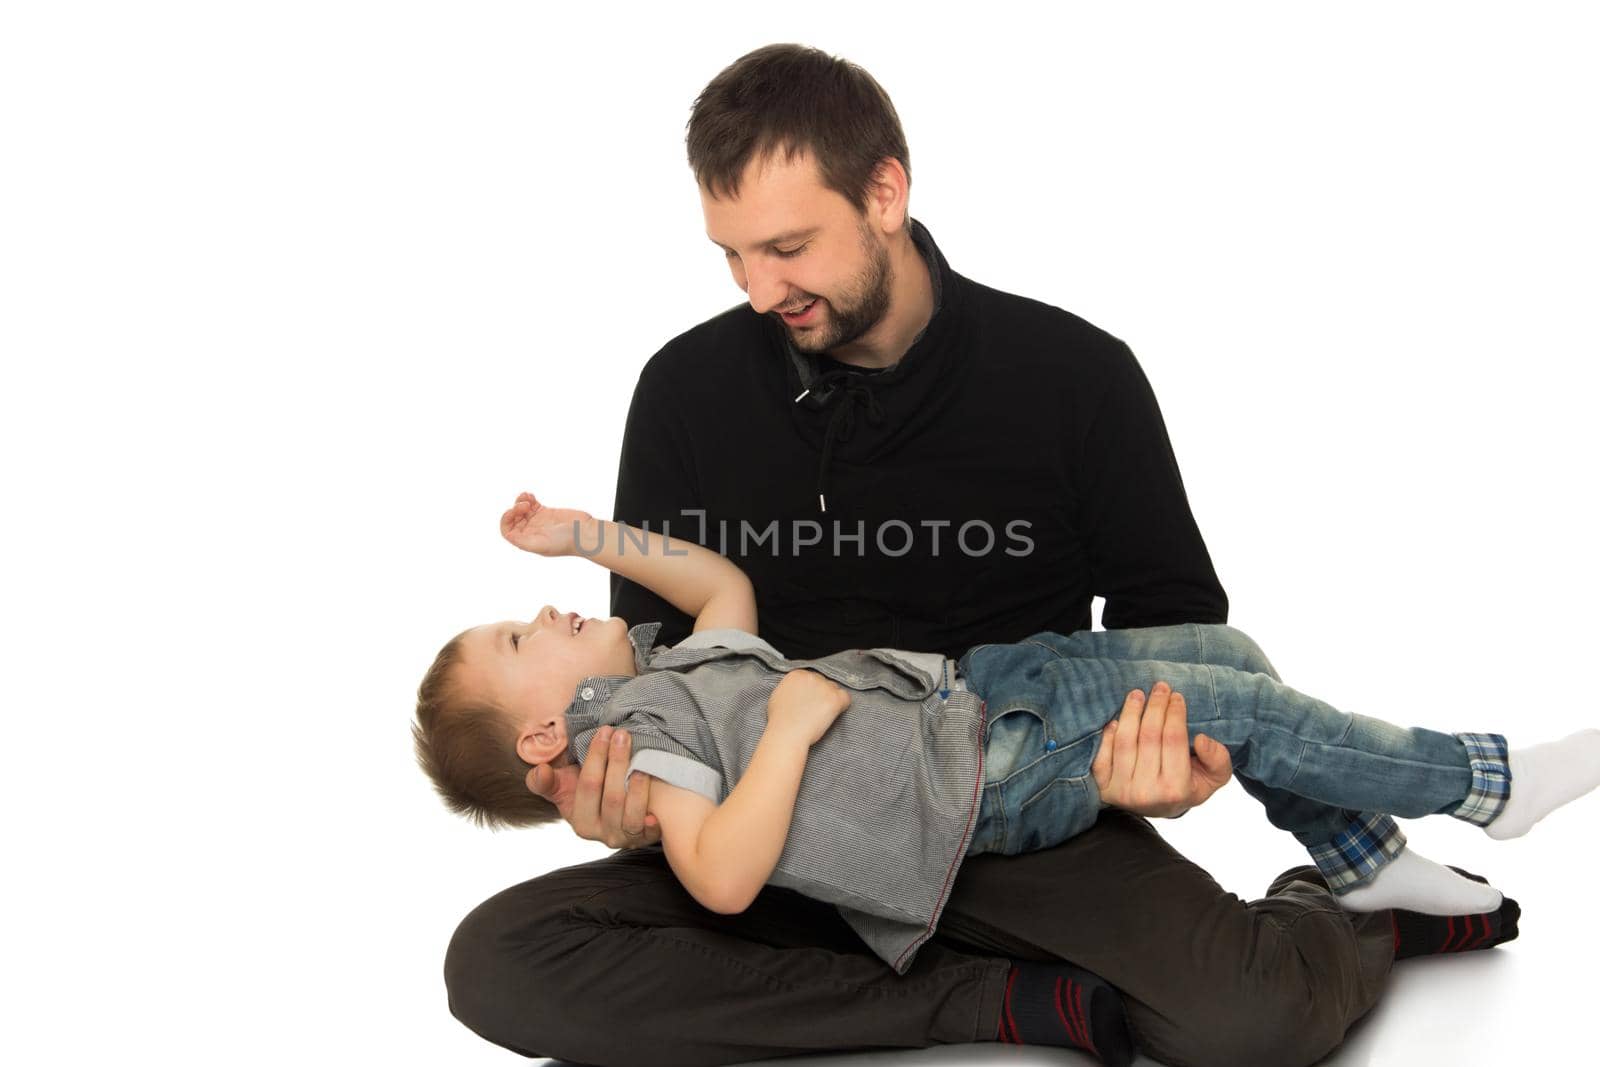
[502,493,756,634]
[610,365,700,647]
[647,729,810,914]
[646,671,849,914]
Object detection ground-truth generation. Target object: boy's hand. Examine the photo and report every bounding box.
[766,670,851,747]
[500,491,595,557]
[1091,682,1233,818]
[526,726,661,849]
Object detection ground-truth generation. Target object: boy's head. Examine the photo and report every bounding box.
[411,605,637,828]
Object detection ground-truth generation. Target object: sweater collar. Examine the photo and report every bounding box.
[781,216,949,402]
[773,217,966,512]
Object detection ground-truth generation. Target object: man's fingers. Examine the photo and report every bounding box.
[598,729,633,838]
[1091,719,1117,788]
[1155,690,1197,810]
[1163,689,1190,774]
[1113,689,1143,772]
[621,770,652,837]
[1192,733,1234,796]
[568,726,613,835]
[525,762,556,804]
[1133,682,1170,788]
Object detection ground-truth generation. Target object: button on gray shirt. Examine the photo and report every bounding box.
[565,623,986,975]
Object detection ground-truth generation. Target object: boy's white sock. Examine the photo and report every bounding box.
[1485,729,1600,840]
[1335,847,1503,915]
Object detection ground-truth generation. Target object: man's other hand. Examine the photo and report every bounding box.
[1090,682,1233,818]
[526,726,663,849]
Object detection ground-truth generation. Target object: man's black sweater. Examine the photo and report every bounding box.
[611,218,1226,661]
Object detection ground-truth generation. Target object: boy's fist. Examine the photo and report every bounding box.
[767,669,852,747]
[500,491,595,557]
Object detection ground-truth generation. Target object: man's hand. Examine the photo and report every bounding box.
[500,491,595,558]
[525,725,662,849]
[1090,682,1233,818]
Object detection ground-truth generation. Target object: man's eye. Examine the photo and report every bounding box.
[723,245,807,259]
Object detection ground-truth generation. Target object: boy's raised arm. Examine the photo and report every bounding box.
[647,670,852,914]
[501,491,756,633]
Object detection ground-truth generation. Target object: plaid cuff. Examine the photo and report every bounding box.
[1309,812,1408,892]
[1448,732,1512,827]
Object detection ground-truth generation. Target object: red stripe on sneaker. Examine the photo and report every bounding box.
[1391,913,1401,954]
[1074,979,1098,1058]
[1464,913,1492,951]
[1058,977,1097,1056]
[1440,915,1459,953]
[1002,967,1023,1044]
[1053,977,1081,1047]
[1459,914,1478,952]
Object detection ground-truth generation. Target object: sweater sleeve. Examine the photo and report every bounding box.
[609,360,701,647]
[1075,342,1229,629]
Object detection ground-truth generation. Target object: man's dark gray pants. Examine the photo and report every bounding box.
[443,813,1394,1067]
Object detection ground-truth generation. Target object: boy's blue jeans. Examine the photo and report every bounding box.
[960,624,1512,892]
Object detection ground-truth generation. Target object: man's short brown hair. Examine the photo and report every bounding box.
[686,42,911,213]
[411,632,560,829]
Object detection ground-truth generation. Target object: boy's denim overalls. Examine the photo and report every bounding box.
[958,623,1511,891]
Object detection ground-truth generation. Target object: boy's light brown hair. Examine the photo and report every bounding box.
[411,634,561,829]
[686,42,911,213]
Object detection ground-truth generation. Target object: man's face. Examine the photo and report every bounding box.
[701,148,895,355]
[455,606,635,727]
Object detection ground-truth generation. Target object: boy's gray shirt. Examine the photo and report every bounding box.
[565,623,987,975]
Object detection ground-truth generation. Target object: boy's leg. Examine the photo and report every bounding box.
[1015,621,1282,679]
[444,822,1396,1067]
[964,639,1508,891]
[999,623,1384,851]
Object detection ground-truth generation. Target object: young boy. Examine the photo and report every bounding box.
[414,492,1600,983]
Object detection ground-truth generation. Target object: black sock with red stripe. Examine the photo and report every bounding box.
[994,959,1133,1067]
[1391,866,1521,960]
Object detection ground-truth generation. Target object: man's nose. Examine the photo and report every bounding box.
[743,263,788,316]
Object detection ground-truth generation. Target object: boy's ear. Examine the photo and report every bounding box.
[515,719,566,766]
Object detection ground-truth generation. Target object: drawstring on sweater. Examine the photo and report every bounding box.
[795,371,886,512]
[779,216,947,514]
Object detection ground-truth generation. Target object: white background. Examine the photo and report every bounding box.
[5,2,1597,1064]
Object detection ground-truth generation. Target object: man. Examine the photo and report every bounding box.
[443,44,1516,1067]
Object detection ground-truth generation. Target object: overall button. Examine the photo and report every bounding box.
[579,686,595,701]
[1045,739,1057,751]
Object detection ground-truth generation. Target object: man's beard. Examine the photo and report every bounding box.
[785,223,894,354]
